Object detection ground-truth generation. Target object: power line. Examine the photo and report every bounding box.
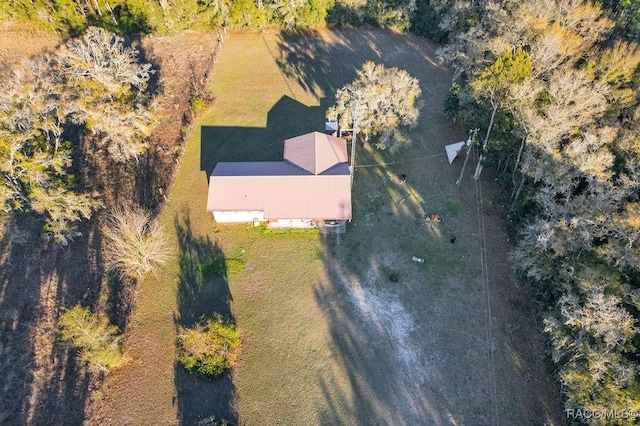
[474,148,499,426]
[354,152,446,168]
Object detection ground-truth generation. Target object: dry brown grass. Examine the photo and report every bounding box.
[0,22,61,80]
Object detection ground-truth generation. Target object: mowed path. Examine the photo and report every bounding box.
[95,29,564,425]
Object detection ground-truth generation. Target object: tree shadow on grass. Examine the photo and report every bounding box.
[313,241,458,425]
[0,216,103,425]
[105,272,137,332]
[275,28,453,134]
[173,209,237,425]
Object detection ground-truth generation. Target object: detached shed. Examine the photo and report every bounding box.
[206,132,352,226]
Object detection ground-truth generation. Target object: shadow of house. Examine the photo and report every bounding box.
[173,209,237,425]
[200,95,331,178]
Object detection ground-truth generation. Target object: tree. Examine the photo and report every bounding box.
[58,304,128,372]
[600,0,640,39]
[543,284,638,415]
[0,55,101,244]
[435,0,521,78]
[177,315,241,378]
[57,26,157,162]
[431,0,640,417]
[470,47,531,178]
[326,61,422,152]
[0,27,158,244]
[516,0,614,79]
[587,40,640,107]
[443,82,461,123]
[103,205,170,278]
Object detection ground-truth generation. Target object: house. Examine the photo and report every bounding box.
[206,131,352,228]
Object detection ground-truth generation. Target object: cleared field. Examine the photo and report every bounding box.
[96,29,564,425]
[0,22,61,80]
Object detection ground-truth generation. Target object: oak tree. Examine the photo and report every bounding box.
[326,61,422,152]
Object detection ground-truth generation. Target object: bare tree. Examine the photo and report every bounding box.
[58,27,153,97]
[82,100,156,162]
[104,205,171,278]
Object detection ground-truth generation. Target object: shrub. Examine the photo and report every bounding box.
[104,205,170,278]
[191,96,207,115]
[177,315,241,378]
[58,305,127,372]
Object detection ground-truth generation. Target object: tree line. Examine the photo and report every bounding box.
[6,0,640,41]
[0,0,329,34]
[432,0,640,419]
[5,0,640,43]
[1,0,424,34]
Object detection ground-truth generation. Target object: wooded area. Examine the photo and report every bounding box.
[432,0,640,416]
[0,27,155,244]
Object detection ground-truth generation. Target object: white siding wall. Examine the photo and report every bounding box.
[213,211,264,223]
[267,219,317,229]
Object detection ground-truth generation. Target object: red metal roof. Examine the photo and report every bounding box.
[206,132,352,220]
[283,132,348,175]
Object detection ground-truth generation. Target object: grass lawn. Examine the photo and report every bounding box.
[98,29,564,425]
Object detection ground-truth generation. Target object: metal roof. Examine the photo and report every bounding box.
[283,132,348,175]
[206,132,352,220]
[211,161,308,176]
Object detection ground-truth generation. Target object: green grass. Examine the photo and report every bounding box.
[103,31,350,425]
[259,227,321,235]
[444,200,460,216]
[200,258,226,278]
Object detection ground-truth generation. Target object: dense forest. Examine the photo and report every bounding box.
[2,0,640,421]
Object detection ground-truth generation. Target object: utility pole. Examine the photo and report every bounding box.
[456,128,478,187]
[474,101,499,180]
[344,86,361,188]
[350,110,358,187]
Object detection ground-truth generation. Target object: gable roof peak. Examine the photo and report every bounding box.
[283,131,348,175]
